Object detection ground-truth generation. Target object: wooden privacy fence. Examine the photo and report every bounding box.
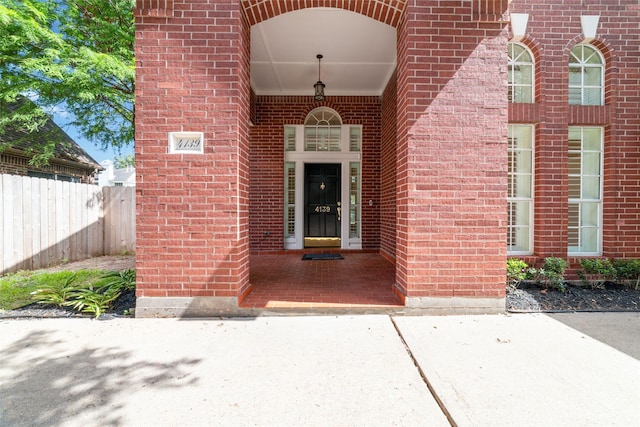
[0,174,135,274]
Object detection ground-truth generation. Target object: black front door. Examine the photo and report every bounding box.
[304,164,341,247]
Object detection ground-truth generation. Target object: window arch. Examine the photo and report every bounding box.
[569,44,604,105]
[304,107,342,151]
[507,42,534,103]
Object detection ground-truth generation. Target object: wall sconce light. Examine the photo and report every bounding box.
[314,54,325,102]
[581,15,600,42]
[510,13,529,41]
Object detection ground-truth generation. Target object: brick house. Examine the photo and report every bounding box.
[0,100,101,184]
[133,0,640,316]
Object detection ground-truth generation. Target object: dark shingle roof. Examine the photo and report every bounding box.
[0,98,101,170]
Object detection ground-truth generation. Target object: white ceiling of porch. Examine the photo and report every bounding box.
[250,8,397,97]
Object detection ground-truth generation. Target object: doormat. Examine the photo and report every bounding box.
[301,254,344,261]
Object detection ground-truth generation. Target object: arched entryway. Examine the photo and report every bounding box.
[244,5,402,308]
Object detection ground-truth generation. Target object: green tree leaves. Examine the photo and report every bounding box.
[114,153,135,168]
[0,0,135,160]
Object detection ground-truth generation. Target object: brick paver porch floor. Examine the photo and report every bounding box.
[241,253,403,309]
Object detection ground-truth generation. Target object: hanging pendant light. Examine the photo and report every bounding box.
[314,54,325,102]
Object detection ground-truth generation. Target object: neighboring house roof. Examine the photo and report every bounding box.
[0,98,101,172]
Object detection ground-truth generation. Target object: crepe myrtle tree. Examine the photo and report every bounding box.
[0,0,134,164]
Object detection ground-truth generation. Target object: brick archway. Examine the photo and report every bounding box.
[242,0,407,27]
[134,0,511,317]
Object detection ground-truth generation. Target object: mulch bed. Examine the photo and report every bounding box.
[5,284,639,318]
[0,290,136,320]
[507,281,640,312]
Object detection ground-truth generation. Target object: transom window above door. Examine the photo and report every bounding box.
[304,108,342,151]
[284,107,361,154]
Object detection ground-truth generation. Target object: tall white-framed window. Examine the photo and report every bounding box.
[508,42,534,103]
[284,162,296,239]
[349,162,361,239]
[568,126,603,255]
[569,44,604,105]
[507,124,534,254]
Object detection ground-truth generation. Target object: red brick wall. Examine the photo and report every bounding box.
[133,0,639,307]
[380,70,397,261]
[249,96,381,251]
[394,6,410,294]
[510,0,640,264]
[394,1,508,299]
[241,0,407,27]
[134,0,250,299]
[237,5,252,297]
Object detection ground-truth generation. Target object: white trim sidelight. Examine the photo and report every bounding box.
[283,115,362,250]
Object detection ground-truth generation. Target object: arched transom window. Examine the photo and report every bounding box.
[304,108,342,151]
[569,45,604,106]
[508,42,534,103]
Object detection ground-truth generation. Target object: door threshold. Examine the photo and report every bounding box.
[304,237,341,248]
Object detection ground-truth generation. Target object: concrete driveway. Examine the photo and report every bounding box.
[547,312,640,359]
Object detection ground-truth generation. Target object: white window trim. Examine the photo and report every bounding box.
[568,45,605,106]
[568,126,604,256]
[508,42,535,104]
[284,124,362,250]
[507,124,535,256]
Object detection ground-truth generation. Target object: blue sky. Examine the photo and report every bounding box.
[52,112,134,164]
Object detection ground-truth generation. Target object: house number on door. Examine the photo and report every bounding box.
[314,206,331,213]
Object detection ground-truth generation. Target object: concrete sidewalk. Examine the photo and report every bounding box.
[0,314,638,427]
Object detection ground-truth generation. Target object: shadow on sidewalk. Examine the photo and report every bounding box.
[0,329,201,426]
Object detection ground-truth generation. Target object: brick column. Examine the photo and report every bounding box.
[134,0,251,317]
[394,0,508,313]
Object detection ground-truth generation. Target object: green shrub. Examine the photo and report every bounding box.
[63,285,122,318]
[542,257,568,275]
[31,274,80,307]
[30,268,136,318]
[2,270,104,310]
[577,258,616,289]
[613,259,640,290]
[100,269,136,292]
[506,258,528,291]
[528,257,568,292]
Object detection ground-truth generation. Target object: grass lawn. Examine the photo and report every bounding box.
[0,270,105,310]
